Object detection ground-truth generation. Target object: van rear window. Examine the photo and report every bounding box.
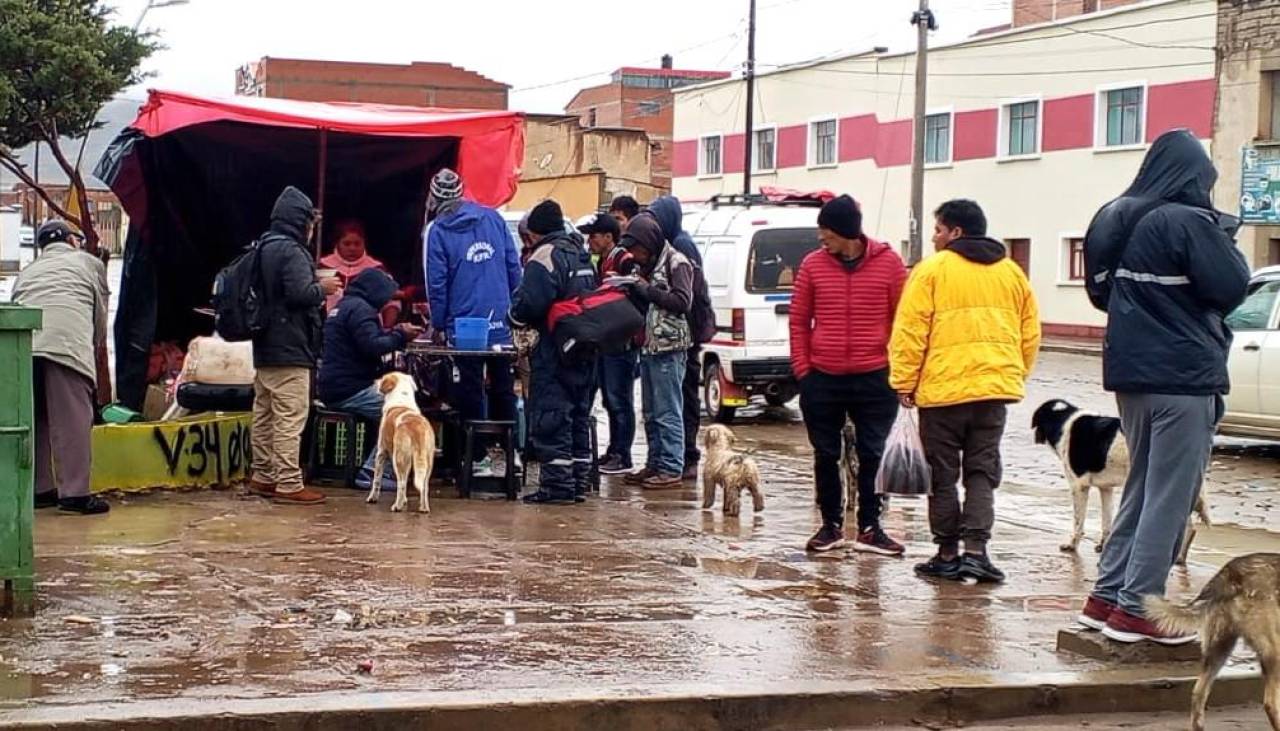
[747,228,820,293]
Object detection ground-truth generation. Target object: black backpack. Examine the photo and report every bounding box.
[688,264,717,345]
[212,240,269,342]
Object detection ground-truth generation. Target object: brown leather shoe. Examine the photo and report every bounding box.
[272,487,326,505]
[247,479,276,497]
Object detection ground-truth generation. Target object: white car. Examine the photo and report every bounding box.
[687,197,822,422]
[18,225,34,248]
[1222,265,1280,439]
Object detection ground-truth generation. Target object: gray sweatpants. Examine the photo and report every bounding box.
[1092,392,1219,615]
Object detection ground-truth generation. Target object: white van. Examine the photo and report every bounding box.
[685,197,822,422]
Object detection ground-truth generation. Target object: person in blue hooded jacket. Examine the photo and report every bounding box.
[424,168,523,475]
[648,196,709,480]
[318,268,422,489]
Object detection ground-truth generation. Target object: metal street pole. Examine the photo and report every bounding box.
[908,0,935,265]
[742,0,757,198]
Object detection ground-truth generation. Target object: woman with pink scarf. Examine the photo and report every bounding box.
[318,220,402,326]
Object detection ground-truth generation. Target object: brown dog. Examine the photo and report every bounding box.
[1145,553,1280,731]
[701,425,763,517]
[365,372,435,513]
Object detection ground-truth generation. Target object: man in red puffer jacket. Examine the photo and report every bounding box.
[791,194,908,556]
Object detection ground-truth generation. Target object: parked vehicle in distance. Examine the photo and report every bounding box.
[1221,265,1280,440]
[685,195,822,423]
[501,210,525,248]
[18,225,34,248]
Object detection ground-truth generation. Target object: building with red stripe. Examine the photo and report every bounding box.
[670,0,1218,338]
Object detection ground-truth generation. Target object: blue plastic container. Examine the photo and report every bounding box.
[453,317,490,351]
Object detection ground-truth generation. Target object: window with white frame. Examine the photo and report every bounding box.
[1100,86,1145,147]
[1064,236,1086,282]
[754,127,776,172]
[925,112,952,165]
[700,134,722,176]
[810,118,837,166]
[1002,100,1040,157]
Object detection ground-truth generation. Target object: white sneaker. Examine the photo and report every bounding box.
[473,456,496,478]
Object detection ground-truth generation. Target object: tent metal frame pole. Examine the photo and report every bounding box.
[315,128,329,258]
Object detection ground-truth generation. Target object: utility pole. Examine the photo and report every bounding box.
[742,0,757,197]
[908,0,936,265]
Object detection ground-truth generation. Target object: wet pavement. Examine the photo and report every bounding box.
[871,704,1273,730]
[0,351,1277,727]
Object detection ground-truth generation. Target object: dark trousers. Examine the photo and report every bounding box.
[454,355,517,458]
[528,343,593,498]
[33,358,95,499]
[598,349,639,464]
[800,369,898,531]
[682,345,702,466]
[919,401,1008,555]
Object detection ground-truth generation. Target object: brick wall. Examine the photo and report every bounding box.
[1218,0,1280,54]
[241,58,509,110]
[1012,0,1141,27]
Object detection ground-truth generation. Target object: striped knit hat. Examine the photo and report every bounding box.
[430,168,463,202]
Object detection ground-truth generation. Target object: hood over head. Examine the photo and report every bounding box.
[1123,129,1216,209]
[269,186,315,242]
[346,268,399,309]
[947,236,1007,265]
[649,196,683,242]
[620,213,665,260]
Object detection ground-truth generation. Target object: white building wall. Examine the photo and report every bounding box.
[672,0,1218,334]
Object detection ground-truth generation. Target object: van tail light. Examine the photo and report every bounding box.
[732,308,746,342]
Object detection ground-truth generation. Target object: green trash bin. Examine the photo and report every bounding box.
[0,305,41,616]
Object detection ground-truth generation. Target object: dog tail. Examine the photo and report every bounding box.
[1143,567,1234,635]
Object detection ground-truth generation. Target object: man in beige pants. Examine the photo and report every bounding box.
[247,187,341,504]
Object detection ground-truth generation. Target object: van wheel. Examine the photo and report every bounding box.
[704,362,737,424]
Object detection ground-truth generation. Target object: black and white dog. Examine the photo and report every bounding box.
[1031,399,1129,554]
[1031,398,1209,563]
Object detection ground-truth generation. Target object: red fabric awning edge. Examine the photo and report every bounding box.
[128,89,526,206]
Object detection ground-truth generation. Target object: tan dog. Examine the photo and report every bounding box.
[701,424,763,517]
[365,372,435,513]
[1145,553,1280,731]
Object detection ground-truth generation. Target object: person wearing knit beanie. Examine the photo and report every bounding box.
[427,168,465,220]
[817,194,863,241]
[526,199,565,237]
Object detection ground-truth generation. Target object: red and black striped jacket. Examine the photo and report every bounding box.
[789,239,907,379]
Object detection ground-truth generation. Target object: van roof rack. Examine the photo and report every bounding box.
[706,193,824,209]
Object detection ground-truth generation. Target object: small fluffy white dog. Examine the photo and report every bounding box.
[365,372,435,513]
[701,424,764,517]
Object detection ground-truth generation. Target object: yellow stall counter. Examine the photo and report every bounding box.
[91,413,252,493]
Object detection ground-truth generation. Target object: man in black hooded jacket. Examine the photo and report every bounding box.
[1076,129,1251,646]
[248,186,341,506]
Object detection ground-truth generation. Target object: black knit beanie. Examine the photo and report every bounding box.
[527,199,565,236]
[817,194,863,240]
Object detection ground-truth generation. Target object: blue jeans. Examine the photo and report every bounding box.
[599,349,639,465]
[641,350,687,476]
[328,386,392,481]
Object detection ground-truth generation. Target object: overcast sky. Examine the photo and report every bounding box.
[109,0,1012,112]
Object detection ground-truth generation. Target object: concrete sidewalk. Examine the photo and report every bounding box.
[0,469,1266,729]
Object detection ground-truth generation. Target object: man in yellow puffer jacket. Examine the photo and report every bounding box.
[890,199,1041,584]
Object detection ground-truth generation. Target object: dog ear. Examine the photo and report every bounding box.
[378,375,396,395]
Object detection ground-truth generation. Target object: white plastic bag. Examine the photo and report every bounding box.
[875,410,931,496]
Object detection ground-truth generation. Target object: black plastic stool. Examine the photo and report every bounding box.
[305,406,371,488]
[459,420,518,500]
